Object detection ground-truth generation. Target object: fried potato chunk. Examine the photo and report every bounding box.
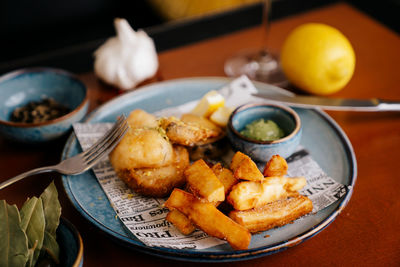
[166,209,196,235]
[263,155,288,177]
[185,159,225,203]
[165,189,251,250]
[159,114,222,146]
[115,145,189,197]
[167,163,237,235]
[230,152,264,181]
[211,163,238,195]
[229,195,313,233]
[227,176,306,210]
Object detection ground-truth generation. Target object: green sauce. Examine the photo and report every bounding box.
[240,118,284,141]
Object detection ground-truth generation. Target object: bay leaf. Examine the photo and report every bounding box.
[26,240,38,267]
[20,197,45,267]
[40,181,61,264]
[0,200,29,267]
[40,181,61,237]
[41,231,60,264]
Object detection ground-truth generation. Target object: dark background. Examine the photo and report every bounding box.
[1,0,399,74]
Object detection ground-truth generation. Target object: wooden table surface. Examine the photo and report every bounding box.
[1,3,399,266]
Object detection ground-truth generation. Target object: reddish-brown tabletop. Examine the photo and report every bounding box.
[1,3,399,266]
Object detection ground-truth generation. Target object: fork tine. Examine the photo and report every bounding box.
[83,118,128,162]
[83,115,126,158]
[84,120,129,167]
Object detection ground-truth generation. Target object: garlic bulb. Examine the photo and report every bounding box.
[94,18,159,90]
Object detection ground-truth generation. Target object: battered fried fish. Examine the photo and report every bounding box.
[127,109,158,128]
[110,109,224,198]
[109,127,174,169]
[109,109,174,170]
[114,145,189,197]
[110,109,192,197]
[159,114,223,146]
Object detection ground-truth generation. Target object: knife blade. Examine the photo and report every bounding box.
[252,93,400,111]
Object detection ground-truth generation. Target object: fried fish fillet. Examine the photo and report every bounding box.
[110,109,175,170]
[159,114,222,146]
[109,127,174,169]
[114,145,189,197]
[126,109,158,128]
[229,195,313,233]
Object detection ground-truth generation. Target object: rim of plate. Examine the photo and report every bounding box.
[61,77,357,261]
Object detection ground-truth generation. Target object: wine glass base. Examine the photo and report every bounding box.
[224,49,289,87]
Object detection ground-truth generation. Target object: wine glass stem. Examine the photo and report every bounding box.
[261,0,272,52]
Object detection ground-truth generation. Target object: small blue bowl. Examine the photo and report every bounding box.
[57,217,84,267]
[227,102,302,162]
[0,68,88,143]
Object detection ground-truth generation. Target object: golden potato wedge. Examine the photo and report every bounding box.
[185,159,225,203]
[230,152,264,181]
[211,163,238,195]
[165,189,251,250]
[227,176,306,210]
[229,195,313,233]
[166,209,196,235]
[230,151,248,172]
[168,163,237,235]
[234,157,265,181]
[283,176,307,191]
[227,181,261,211]
[263,155,288,177]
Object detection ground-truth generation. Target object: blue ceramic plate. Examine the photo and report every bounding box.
[61,77,357,262]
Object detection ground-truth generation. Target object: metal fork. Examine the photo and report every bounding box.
[0,115,129,190]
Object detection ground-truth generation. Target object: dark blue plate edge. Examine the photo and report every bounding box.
[61,77,357,262]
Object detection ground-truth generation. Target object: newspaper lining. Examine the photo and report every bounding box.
[73,76,349,249]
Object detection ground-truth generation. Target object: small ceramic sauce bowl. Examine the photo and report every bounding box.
[227,103,302,162]
[0,68,88,143]
[57,217,84,267]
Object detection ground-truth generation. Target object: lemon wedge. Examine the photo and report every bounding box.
[209,106,234,127]
[190,90,225,118]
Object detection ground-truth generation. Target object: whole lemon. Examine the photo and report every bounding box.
[281,23,355,95]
